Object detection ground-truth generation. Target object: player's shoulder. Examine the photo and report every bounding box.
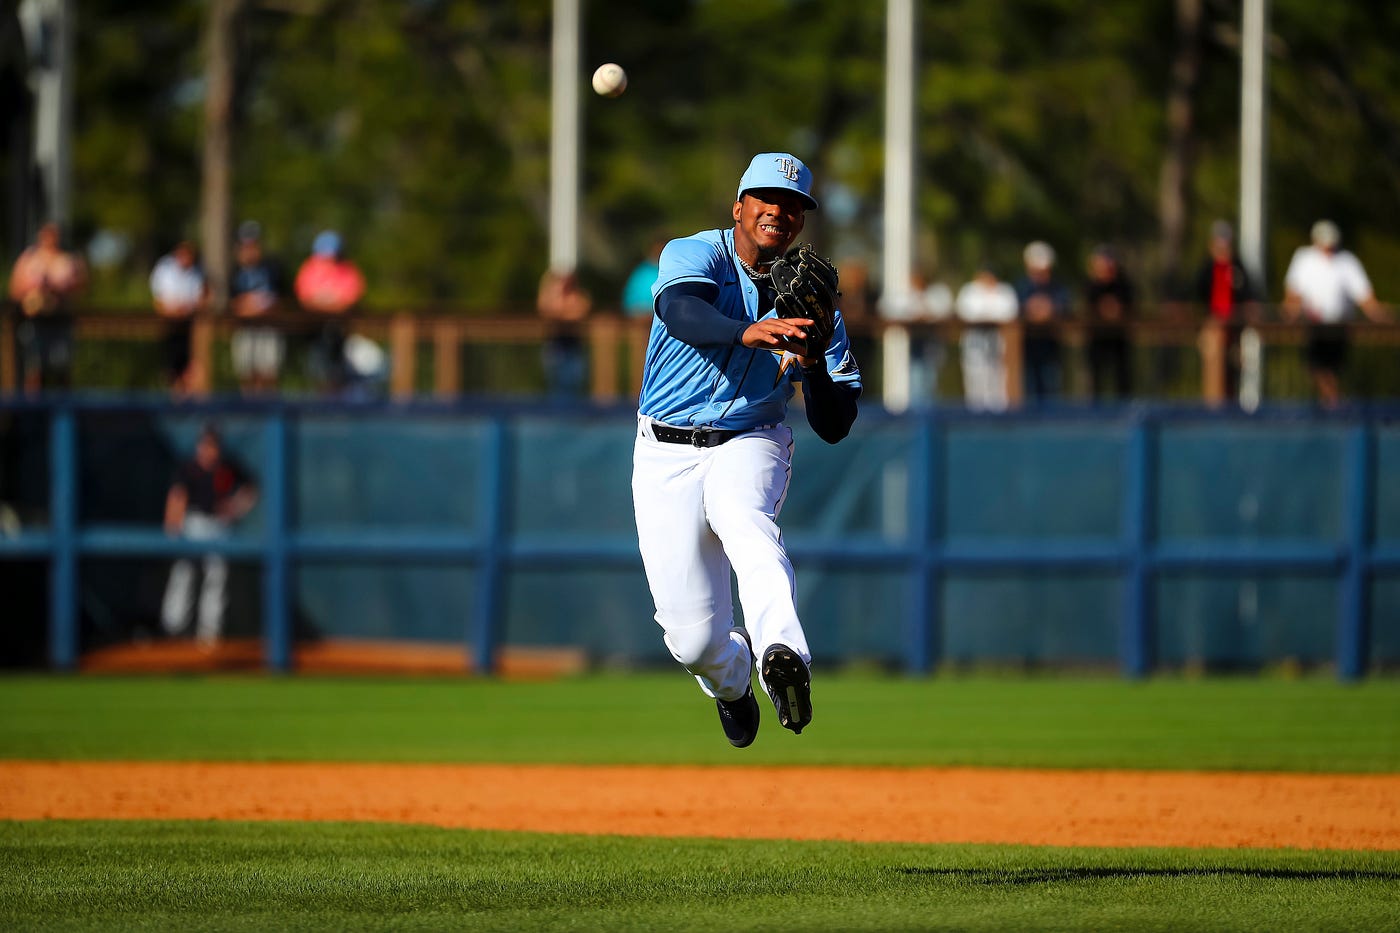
[657,229,731,282]
[661,229,727,260]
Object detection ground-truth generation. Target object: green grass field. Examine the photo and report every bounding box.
[2,673,1398,931]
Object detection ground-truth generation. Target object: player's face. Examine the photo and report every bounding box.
[733,190,806,264]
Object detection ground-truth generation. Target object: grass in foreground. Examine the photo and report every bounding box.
[2,821,1398,933]
[1,673,1397,772]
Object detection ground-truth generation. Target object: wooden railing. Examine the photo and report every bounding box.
[3,306,1399,406]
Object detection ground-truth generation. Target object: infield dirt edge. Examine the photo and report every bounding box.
[5,761,1399,851]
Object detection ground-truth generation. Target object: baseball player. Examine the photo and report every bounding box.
[632,152,862,748]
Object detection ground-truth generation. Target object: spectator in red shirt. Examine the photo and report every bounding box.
[294,230,365,394]
[1192,221,1257,401]
[1194,221,1255,323]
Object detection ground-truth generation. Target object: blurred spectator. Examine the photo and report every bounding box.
[295,230,365,394]
[954,263,1018,411]
[917,273,955,323]
[340,333,390,400]
[879,270,952,407]
[835,256,877,325]
[1282,220,1390,408]
[537,267,592,398]
[161,423,258,649]
[1192,220,1258,401]
[149,240,208,397]
[832,256,878,385]
[621,238,664,318]
[1015,241,1072,404]
[7,221,85,393]
[1083,244,1135,402]
[229,221,287,394]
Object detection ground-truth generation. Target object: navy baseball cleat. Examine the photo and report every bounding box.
[761,644,812,734]
[717,629,760,748]
[716,686,760,748]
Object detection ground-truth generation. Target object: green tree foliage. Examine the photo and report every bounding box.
[70,0,207,301]
[62,0,1400,312]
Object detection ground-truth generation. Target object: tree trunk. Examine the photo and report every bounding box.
[1158,0,1203,294]
[200,0,243,313]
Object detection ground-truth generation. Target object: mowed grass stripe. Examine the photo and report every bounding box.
[1,673,1396,772]
[2,821,1398,933]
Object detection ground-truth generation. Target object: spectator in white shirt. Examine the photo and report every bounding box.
[150,241,209,396]
[955,264,1020,411]
[1282,220,1389,407]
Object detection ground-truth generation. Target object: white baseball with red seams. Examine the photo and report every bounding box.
[591,63,627,98]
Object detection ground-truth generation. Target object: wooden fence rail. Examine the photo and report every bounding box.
[3,306,1399,406]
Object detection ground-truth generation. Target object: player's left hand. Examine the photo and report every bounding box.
[772,244,839,350]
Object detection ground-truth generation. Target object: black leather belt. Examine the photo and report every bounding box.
[652,424,746,448]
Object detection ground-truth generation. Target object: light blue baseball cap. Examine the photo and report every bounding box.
[736,152,819,211]
[312,230,342,257]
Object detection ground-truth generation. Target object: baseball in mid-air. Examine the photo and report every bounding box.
[591,62,627,98]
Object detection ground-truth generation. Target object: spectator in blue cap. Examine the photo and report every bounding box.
[229,221,287,394]
[295,229,365,394]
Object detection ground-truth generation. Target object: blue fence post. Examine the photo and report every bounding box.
[261,407,292,672]
[1337,421,1372,681]
[48,405,78,671]
[471,415,509,675]
[1120,411,1153,678]
[906,411,940,674]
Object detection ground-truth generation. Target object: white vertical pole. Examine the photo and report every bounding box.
[1238,0,1269,410]
[19,0,75,230]
[549,0,581,273]
[1238,0,1269,295]
[881,0,916,413]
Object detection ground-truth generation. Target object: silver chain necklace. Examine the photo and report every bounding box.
[737,255,772,283]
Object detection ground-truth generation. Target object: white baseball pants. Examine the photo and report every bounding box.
[632,417,810,703]
[160,512,229,646]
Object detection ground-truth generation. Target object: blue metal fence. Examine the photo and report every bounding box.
[1,395,1397,677]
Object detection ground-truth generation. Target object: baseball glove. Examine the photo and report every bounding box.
[770,243,840,348]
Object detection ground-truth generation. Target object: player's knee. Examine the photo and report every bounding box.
[659,614,726,670]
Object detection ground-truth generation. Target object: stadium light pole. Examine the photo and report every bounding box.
[549,0,581,274]
[1238,0,1269,294]
[17,0,74,233]
[880,0,917,413]
[1237,0,1269,410]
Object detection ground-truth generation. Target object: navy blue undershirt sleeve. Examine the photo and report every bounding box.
[800,364,860,444]
[656,282,749,347]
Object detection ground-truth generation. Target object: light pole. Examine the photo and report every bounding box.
[880,0,916,413]
[549,0,581,274]
[17,0,74,233]
[1237,0,1269,411]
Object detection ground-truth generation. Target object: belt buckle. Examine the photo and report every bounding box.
[690,427,712,448]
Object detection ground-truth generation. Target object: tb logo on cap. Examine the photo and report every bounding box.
[774,157,800,181]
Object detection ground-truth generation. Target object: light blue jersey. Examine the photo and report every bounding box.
[637,228,862,431]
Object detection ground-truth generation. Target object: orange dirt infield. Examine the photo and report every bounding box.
[4,762,1399,850]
